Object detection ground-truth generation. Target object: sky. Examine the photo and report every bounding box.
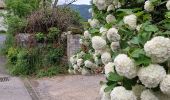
[58,0,91,5]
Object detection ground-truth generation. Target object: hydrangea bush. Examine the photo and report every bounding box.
[69,0,170,99]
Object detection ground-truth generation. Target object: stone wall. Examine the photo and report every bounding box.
[67,34,81,61]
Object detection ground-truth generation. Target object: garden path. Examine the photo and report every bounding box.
[29,75,105,100]
[0,34,32,100]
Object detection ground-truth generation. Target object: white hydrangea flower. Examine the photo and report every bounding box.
[89,19,100,28]
[123,14,137,30]
[73,64,79,70]
[114,54,137,79]
[77,51,85,58]
[93,0,98,5]
[100,83,111,100]
[95,49,106,55]
[88,19,92,23]
[101,92,111,100]
[92,11,95,17]
[160,75,170,95]
[107,28,120,42]
[132,85,145,99]
[138,64,166,88]
[84,30,91,39]
[81,68,90,75]
[79,38,83,45]
[136,24,142,32]
[166,0,170,10]
[92,36,107,50]
[141,90,158,100]
[84,60,94,68]
[113,1,121,8]
[68,69,74,74]
[70,55,77,65]
[107,4,115,12]
[144,0,154,12]
[104,62,114,76]
[101,52,112,65]
[144,36,170,63]
[110,42,120,52]
[106,14,116,24]
[77,59,83,67]
[95,0,107,10]
[100,27,108,39]
[110,86,137,100]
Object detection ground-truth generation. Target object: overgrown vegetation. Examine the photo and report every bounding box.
[3,0,82,77]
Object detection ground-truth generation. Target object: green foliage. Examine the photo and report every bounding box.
[43,45,64,66]
[11,49,33,75]
[35,32,45,42]
[5,0,41,17]
[7,47,18,65]
[37,65,67,78]
[6,15,27,33]
[47,27,60,42]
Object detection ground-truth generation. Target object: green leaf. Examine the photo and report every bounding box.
[144,25,158,32]
[131,49,145,58]
[165,12,170,19]
[135,54,151,66]
[116,9,133,14]
[104,83,117,92]
[108,72,124,82]
[138,32,152,45]
[129,37,140,45]
[123,78,137,90]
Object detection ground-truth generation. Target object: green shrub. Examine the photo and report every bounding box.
[11,49,36,75]
[43,45,64,66]
[7,47,18,65]
[5,0,41,17]
[47,27,60,42]
[35,32,46,43]
[6,15,27,33]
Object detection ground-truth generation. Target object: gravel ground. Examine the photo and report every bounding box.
[30,75,105,100]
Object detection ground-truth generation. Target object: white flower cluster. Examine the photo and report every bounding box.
[92,36,107,50]
[107,28,120,42]
[138,64,166,88]
[114,54,137,79]
[100,84,111,100]
[144,36,170,63]
[144,1,154,12]
[166,0,170,10]
[141,90,159,100]
[110,42,120,52]
[69,51,94,75]
[104,62,114,76]
[106,14,116,24]
[107,4,115,12]
[93,0,107,10]
[160,75,170,95]
[123,14,137,30]
[101,52,112,65]
[110,86,137,100]
[100,27,108,39]
[84,31,91,39]
[89,19,100,28]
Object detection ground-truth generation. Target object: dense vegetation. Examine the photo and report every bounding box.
[3,0,82,77]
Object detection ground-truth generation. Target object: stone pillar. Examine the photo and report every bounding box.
[67,34,81,61]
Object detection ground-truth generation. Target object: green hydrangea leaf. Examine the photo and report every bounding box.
[108,72,124,82]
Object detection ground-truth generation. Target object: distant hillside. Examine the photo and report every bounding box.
[69,4,92,20]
